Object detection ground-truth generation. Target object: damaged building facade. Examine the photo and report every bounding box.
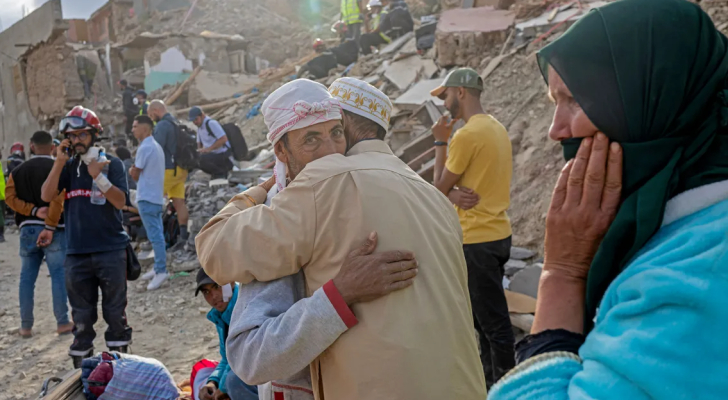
[0,0,67,152]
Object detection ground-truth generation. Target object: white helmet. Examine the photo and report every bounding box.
[367,0,382,9]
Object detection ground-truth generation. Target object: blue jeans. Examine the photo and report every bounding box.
[225,372,259,400]
[138,200,167,274]
[19,225,69,330]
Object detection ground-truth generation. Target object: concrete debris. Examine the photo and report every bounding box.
[393,79,445,110]
[508,265,542,299]
[516,2,608,36]
[436,7,515,67]
[188,71,261,105]
[380,32,416,56]
[504,259,528,277]
[510,246,536,260]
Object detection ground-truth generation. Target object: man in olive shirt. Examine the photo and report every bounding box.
[431,68,515,386]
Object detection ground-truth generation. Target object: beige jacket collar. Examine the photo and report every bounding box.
[347,139,393,156]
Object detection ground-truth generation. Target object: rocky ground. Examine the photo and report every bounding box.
[0,230,220,400]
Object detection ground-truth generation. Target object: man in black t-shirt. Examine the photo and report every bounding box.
[42,106,132,368]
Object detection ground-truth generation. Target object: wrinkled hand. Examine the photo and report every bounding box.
[36,229,54,248]
[36,206,49,219]
[213,391,230,400]
[129,165,141,182]
[432,115,457,142]
[448,187,480,210]
[333,232,418,305]
[260,174,276,192]
[55,139,71,164]
[199,383,217,400]
[544,133,622,280]
[87,159,110,179]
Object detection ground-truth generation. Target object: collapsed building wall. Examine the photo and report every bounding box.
[143,36,230,92]
[0,0,66,154]
[25,36,86,123]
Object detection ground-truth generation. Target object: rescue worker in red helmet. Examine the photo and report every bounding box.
[7,141,26,173]
[41,105,133,368]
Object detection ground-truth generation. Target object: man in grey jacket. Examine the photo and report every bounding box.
[223,79,417,400]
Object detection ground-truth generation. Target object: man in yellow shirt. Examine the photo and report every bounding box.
[431,68,515,387]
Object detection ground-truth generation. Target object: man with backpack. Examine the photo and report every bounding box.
[148,100,191,248]
[189,106,234,179]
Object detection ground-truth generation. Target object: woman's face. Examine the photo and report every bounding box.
[547,67,600,142]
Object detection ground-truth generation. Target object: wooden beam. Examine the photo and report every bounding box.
[175,93,257,116]
[164,65,203,105]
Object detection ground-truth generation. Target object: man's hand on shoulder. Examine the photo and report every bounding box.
[259,175,276,192]
[333,232,418,306]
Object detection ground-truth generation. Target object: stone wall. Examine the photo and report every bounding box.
[0,0,65,155]
[25,36,85,122]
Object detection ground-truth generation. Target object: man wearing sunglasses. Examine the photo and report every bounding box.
[41,106,133,368]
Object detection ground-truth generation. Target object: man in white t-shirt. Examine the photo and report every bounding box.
[189,106,233,178]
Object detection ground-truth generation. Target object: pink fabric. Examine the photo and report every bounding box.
[262,79,342,192]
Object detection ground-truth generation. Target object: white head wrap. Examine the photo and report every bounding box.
[328,77,393,132]
[262,79,342,195]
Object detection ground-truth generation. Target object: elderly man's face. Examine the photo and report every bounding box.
[274,119,346,181]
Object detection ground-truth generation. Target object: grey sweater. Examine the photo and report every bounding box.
[226,271,351,400]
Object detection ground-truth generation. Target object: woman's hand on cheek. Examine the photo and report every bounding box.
[544,132,623,280]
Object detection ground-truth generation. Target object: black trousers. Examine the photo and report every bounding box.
[345,22,362,43]
[199,152,233,178]
[463,236,516,387]
[360,32,388,55]
[125,114,138,146]
[65,249,132,356]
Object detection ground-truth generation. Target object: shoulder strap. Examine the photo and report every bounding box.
[205,119,231,150]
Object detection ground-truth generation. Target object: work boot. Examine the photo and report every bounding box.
[0,227,5,243]
[71,349,93,369]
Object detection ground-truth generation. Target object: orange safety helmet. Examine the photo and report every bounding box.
[60,106,103,135]
[313,38,326,51]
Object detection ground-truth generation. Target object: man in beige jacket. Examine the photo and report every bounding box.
[197,78,486,400]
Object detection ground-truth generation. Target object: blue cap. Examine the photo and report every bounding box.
[189,106,203,121]
[135,89,147,98]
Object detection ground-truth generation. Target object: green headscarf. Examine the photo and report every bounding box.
[538,0,728,331]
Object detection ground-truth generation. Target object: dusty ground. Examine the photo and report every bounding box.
[0,229,220,400]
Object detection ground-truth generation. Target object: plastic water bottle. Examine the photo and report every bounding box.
[90,151,109,205]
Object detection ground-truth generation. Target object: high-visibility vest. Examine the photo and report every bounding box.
[139,101,150,116]
[341,0,362,25]
[372,11,392,42]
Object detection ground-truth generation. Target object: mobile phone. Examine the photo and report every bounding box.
[66,146,74,157]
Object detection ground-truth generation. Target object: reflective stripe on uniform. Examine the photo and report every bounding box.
[341,0,362,24]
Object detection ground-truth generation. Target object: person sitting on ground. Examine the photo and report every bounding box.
[5,131,72,338]
[195,269,259,400]
[189,106,234,179]
[129,115,169,291]
[489,0,728,398]
[378,0,413,41]
[359,0,391,55]
[148,100,191,249]
[297,39,339,80]
[115,146,136,190]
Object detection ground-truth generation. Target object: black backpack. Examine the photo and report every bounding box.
[205,119,249,161]
[175,124,199,171]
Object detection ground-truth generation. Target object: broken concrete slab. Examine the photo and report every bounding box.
[504,259,528,277]
[188,71,260,104]
[380,32,415,56]
[393,79,446,110]
[436,7,515,67]
[384,56,431,90]
[516,2,608,36]
[509,265,542,299]
[504,289,536,314]
[510,246,536,260]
